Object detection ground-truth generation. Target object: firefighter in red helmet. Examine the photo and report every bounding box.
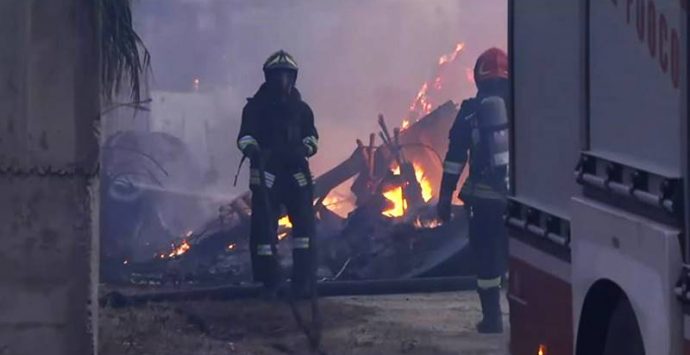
[237,50,319,297]
[437,47,510,333]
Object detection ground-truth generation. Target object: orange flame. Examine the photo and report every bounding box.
[409,82,433,117]
[168,240,191,258]
[278,216,292,240]
[383,186,407,218]
[433,76,443,90]
[406,42,466,124]
[158,230,196,259]
[383,166,406,217]
[438,43,465,66]
[278,216,292,228]
[417,164,433,203]
[414,217,443,229]
[382,163,434,218]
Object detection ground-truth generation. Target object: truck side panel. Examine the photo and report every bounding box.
[589,0,686,176]
[512,0,584,217]
[509,0,586,353]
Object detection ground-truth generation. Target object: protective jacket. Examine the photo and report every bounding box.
[440,85,510,203]
[238,84,318,175]
[237,83,319,289]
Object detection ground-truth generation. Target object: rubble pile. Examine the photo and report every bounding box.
[109,102,473,287]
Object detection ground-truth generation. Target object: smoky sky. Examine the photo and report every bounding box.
[134,0,506,196]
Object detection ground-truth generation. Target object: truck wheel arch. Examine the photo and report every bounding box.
[576,279,645,355]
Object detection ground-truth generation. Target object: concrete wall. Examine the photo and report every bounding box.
[0,0,99,354]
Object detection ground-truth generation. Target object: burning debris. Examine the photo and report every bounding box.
[166,240,191,258]
[119,101,470,286]
[100,131,217,281]
[113,43,475,287]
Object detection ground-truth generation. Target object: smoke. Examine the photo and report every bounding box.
[133,0,506,199]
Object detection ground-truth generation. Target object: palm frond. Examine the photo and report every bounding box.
[100,0,151,104]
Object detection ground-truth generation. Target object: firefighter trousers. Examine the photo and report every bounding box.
[249,168,316,287]
[466,197,508,290]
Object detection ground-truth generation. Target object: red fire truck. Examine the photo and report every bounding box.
[506,0,689,354]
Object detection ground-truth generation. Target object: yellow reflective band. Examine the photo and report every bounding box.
[238,135,258,151]
[249,178,271,187]
[473,190,504,200]
[462,182,505,200]
[477,277,502,289]
[293,237,310,249]
[444,161,463,175]
[493,151,509,166]
[257,244,273,256]
[249,170,275,188]
[294,173,308,187]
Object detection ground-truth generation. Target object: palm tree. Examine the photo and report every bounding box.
[100,0,151,104]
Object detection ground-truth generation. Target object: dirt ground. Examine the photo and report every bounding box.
[99,291,510,355]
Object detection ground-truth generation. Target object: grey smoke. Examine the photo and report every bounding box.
[134,0,507,199]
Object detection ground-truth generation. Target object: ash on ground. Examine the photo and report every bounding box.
[99,291,509,355]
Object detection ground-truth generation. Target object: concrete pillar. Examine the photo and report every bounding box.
[0,0,99,354]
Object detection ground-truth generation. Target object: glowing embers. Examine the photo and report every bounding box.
[160,230,194,259]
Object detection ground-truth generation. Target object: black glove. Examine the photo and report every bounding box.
[243,144,260,160]
[437,196,452,223]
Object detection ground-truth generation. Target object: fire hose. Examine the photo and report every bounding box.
[254,152,325,355]
[100,276,477,306]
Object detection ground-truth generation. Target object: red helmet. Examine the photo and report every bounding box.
[474,48,509,83]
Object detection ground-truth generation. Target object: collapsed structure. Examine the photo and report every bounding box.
[102,42,479,289]
[109,102,476,287]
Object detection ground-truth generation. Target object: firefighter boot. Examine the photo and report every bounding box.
[255,251,285,301]
[290,276,314,300]
[291,246,314,300]
[476,287,503,333]
[259,272,286,301]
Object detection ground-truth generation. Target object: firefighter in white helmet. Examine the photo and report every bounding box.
[237,50,319,297]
